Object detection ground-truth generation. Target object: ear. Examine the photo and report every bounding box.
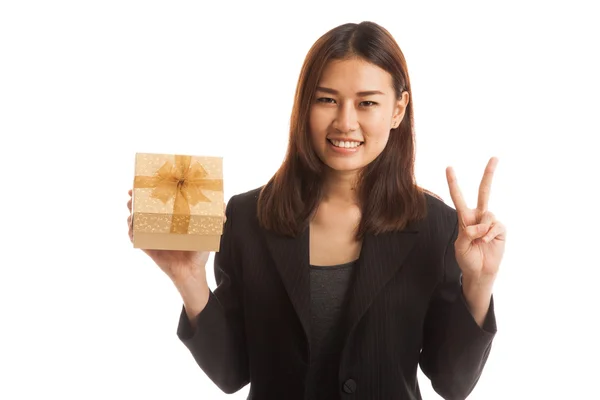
[391,91,410,128]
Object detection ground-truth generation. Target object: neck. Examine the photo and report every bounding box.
[321,169,360,206]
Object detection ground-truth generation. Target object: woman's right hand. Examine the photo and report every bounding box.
[126,189,214,283]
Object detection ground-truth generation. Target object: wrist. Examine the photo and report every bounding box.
[461,274,495,328]
[461,272,496,293]
[173,274,210,326]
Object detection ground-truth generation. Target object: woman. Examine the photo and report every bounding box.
[127,21,505,400]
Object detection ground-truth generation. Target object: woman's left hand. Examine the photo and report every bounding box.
[446,157,507,284]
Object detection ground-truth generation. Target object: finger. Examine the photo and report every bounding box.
[127,198,132,212]
[477,157,498,212]
[446,166,469,216]
[463,223,492,241]
[127,215,133,243]
[482,221,506,243]
[479,211,495,225]
[472,211,496,244]
[128,189,132,196]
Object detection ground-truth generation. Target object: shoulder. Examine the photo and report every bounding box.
[225,186,264,225]
[227,186,263,209]
[424,191,457,219]
[421,191,459,239]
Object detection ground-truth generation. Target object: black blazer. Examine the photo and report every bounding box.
[176,187,497,400]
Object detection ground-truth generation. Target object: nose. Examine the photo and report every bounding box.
[333,102,359,133]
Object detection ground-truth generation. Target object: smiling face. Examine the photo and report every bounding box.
[308,57,409,177]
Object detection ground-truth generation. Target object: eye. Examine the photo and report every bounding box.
[316,97,336,104]
[360,101,377,107]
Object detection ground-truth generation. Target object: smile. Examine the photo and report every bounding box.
[327,139,364,149]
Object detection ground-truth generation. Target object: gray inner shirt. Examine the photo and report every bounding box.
[307,260,356,399]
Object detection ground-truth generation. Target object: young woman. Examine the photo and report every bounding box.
[127,21,505,400]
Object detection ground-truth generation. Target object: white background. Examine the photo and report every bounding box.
[1,1,599,399]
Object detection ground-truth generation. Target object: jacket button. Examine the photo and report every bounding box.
[342,379,357,394]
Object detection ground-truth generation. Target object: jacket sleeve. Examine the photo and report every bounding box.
[419,217,497,400]
[176,196,250,394]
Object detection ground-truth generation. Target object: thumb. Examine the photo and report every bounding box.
[454,223,490,255]
[463,223,491,241]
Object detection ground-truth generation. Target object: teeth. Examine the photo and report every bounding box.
[330,140,362,148]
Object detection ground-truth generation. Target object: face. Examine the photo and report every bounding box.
[308,57,409,176]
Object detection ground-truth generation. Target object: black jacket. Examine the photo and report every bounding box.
[176,187,497,399]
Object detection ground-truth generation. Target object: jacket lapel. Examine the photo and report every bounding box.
[339,220,420,341]
[264,226,312,343]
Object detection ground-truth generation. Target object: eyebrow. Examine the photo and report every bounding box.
[315,86,385,97]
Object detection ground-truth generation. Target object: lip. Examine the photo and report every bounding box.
[326,137,364,143]
[327,138,363,154]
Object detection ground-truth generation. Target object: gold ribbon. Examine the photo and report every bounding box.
[134,155,223,234]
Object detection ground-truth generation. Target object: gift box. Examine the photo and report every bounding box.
[132,152,224,251]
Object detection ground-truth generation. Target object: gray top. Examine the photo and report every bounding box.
[307,260,356,399]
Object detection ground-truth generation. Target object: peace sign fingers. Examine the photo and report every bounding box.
[446,166,469,219]
[477,157,499,212]
[444,157,506,282]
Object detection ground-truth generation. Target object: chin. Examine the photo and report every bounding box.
[322,159,367,174]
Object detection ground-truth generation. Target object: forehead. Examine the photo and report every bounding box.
[318,58,393,92]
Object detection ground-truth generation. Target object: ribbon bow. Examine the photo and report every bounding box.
[134,155,223,234]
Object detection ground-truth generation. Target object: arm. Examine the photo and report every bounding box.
[419,219,497,400]
[461,274,495,329]
[176,197,250,394]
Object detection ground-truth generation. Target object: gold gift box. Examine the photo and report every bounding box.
[132,152,224,252]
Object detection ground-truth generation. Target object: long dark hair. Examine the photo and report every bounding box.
[257,21,435,239]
